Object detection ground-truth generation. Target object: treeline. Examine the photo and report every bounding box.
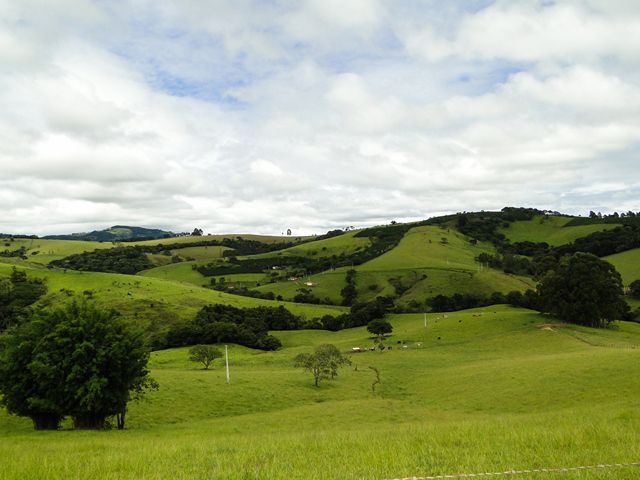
[51,238,300,274]
[0,268,47,330]
[161,297,395,350]
[163,304,298,350]
[427,290,540,312]
[197,225,410,278]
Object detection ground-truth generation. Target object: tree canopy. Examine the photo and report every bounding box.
[294,344,350,387]
[0,300,155,430]
[537,253,627,328]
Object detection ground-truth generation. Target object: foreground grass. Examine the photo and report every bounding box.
[1,306,639,479]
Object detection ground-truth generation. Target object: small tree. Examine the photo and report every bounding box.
[189,345,222,370]
[629,279,640,300]
[294,344,350,387]
[537,253,627,328]
[367,319,393,343]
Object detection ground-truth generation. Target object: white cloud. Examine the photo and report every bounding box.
[0,0,639,236]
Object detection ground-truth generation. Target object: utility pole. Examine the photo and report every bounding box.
[225,345,230,384]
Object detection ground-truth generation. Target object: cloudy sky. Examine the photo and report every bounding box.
[1,0,639,236]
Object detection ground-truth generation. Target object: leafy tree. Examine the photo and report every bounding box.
[189,345,222,370]
[629,280,640,300]
[0,300,156,430]
[367,319,393,342]
[537,253,627,328]
[0,268,47,330]
[294,344,350,387]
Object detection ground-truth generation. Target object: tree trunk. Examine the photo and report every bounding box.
[73,414,107,430]
[31,414,61,430]
[116,407,126,430]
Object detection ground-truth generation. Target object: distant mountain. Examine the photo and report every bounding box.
[44,225,173,242]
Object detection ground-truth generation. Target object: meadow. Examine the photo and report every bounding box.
[1,306,639,479]
[499,215,619,246]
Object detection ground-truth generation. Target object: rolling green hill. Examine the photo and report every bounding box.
[604,248,640,286]
[1,306,639,479]
[499,215,620,246]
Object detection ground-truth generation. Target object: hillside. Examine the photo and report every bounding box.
[1,306,639,478]
[499,215,620,246]
[44,225,174,242]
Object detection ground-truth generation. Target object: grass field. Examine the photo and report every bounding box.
[0,237,112,264]
[1,305,639,479]
[499,215,620,246]
[604,248,640,286]
[252,230,371,259]
[0,261,344,326]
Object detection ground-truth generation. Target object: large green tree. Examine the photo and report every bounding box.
[537,253,627,328]
[0,300,156,430]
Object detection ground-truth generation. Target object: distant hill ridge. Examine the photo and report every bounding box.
[43,225,174,242]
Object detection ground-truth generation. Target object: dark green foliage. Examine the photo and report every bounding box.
[367,319,393,339]
[294,344,351,387]
[0,300,155,430]
[0,246,27,259]
[165,304,297,350]
[340,269,357,306]
[537,253,627,328]
[292,288,324,304]
[629,280,640,300]
[426,207,543,244]
[427,290,539,312]
[52,238,299,274]
[0,268,47,330]
[188,345,222,370]
[553,225,640,258]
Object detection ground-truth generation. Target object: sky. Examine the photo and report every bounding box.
[1,0,639,236]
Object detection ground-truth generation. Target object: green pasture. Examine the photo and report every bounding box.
[499,215,620,246]
[0,237,112,264]
[604,248,640,286]
[0,261,344,326]
[254,270,348,304]
[1,306,640,479]
[138,261,210,287]
[253,230,370,260]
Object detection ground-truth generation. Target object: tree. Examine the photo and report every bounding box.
[537,253,627,328]
[191,228,203,236]
[189,345,222,370]
[367,319,393,342]
[629,280,640,300]
[294,344,350,387]
[0,267,47,331]
[0,300,156,430]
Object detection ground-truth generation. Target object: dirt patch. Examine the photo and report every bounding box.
[537,323,565,331]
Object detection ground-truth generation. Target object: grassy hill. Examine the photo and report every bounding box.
[499,215,620,246]
[604,248,640,286]
[1,305,639,478]
[254,226,535,307]
[0,261,343,332]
